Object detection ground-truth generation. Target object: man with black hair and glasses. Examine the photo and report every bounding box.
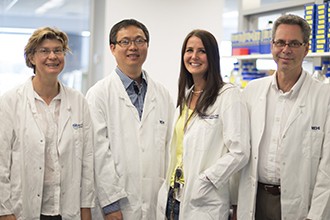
[236,14,330,220]
[86,19,174,220]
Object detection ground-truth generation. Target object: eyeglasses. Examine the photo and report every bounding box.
[115,38,147,47]
[35,48,65,57]
[272,40,306,48]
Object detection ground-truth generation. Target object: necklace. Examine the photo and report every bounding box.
[192,89,204,94]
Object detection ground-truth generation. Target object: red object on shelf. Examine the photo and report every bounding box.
[232,48,249,55]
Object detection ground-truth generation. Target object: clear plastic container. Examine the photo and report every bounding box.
[240,67,249,88]
[312,66,326,82]
[325,70,330,84]
[229,62,241,87]
[321,61,330,76]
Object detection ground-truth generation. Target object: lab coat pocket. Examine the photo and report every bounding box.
[302,130,324,159]
[190,174,222,207]
[155,120,168,151]
[194,116,220,151]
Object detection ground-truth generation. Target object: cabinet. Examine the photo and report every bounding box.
[228,0,330,76]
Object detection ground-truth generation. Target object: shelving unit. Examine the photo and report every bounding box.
[238,0,320,33]
[226,52,330,60]
[229,0,330,73]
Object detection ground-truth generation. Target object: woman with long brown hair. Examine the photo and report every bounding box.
[156,29,249,220]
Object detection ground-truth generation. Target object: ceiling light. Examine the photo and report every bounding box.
[81,31,90,37]
[5,0,18,11]
[35,0,65,15]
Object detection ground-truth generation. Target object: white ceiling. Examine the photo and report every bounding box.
[0,0,240,35]
[1,0,89,17]
[0,0,90,34]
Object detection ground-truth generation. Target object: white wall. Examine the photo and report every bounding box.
[99,0,224,101]
[242,0,261,10]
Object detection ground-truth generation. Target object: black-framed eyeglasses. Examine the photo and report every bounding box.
[272,40,306,48]
[115,37,147,47]
[35,48,65,57]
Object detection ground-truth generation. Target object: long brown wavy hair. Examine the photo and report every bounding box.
[177,29,225,117]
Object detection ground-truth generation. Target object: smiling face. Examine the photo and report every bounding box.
[183,36,208,80]
[110,25,148,75]
[271,24,309,75]
[29,39,65,79]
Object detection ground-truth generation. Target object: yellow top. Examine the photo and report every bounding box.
[170,104,193,187]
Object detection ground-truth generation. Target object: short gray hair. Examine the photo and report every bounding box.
[272,14,311,43]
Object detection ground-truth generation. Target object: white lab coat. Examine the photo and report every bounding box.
[86,70,174,220]
[157,84,250,220]
[237,71,330,220]
[0,78,95,220]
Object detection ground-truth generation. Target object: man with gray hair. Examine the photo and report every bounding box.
[237,14,330,220]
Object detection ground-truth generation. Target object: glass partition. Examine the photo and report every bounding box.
[0,0,91,95]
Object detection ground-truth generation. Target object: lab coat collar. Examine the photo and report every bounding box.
[183,83,235,132]
[281,70,311,135]
[113,69,156,123]
[24,76,72,145]
[25,76,71,111]
[57,82,71,144]
[271,70,306,99]
[141,73,156,122]
[115,66,148,89]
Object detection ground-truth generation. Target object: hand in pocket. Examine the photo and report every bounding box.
[190,174,219,206]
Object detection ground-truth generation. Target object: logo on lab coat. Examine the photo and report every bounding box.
[72,123,83,129]
[201,114,219,119]
[311,126,320,130]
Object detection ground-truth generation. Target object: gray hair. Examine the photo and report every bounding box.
[272,14,311,43]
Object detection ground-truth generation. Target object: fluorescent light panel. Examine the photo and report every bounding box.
[35,0,65,15]
[5,0,18,11]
